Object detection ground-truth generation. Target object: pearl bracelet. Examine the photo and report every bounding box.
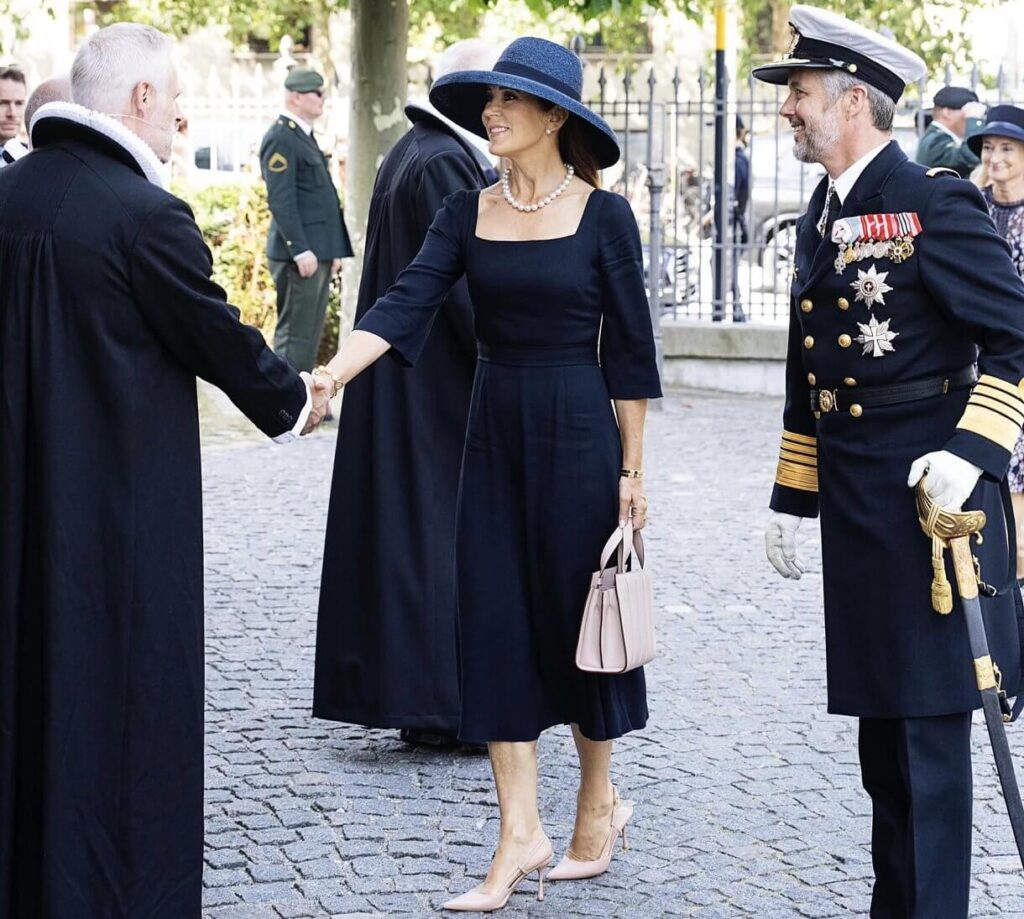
[312,365,344,398]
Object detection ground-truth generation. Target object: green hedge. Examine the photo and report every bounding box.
[177,180,341,362]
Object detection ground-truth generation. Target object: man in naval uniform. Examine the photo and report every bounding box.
[0,67,27,167]
[915,85,986,179]
[757,7,1024,916]
[260,68,353,373]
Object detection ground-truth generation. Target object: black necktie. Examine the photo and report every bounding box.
[818,183,838,239]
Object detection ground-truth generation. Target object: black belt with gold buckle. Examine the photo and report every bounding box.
[810,366,978,417]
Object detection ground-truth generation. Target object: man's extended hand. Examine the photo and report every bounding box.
[299,371,332,434]
[907,450,982,510]
[765,511,804,580]
[295,252,318,279]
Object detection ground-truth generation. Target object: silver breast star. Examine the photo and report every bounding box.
[850,264,893,309]
[856,315,899,358]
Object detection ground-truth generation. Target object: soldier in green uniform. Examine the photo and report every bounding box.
[260,68,353,372]
[915,85,986,179]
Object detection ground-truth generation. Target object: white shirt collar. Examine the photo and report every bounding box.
[931,120,962,144]
[29,101,166,188]
[281,110,313,135]
[2,137,27,160]
[832,141,891,204]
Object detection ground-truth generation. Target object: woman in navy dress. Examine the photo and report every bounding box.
[312,38,661,911]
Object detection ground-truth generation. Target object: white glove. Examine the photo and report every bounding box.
[765,511,804,580]
[907,450,983,511]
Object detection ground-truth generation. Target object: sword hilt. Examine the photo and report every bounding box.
[916,479,986,613]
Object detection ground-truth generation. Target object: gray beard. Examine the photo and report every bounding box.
[792,111,841,164]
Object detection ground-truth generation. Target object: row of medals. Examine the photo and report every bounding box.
[834,235,915,275]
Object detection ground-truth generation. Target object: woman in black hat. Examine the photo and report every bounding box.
[312,36,661,912]
[969,105,1024,579]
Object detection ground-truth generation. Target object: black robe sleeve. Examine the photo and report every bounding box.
[130,197,308,437]
[415,152,483,358]
[356,189,468,367]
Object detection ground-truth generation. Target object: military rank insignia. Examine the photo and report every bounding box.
[268,152,289,173]
[831,212,922,275]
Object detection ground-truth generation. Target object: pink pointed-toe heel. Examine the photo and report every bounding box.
[547,792,634,881]
[442,835,553,912]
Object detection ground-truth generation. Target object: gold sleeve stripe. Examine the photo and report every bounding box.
[958,404,1022,452]
[974,381,1024,411]
[976,374,1024,400]
[775,430,818,492]
[780,448,817,467]
[956,375,1024,451]
[781,442,816,459]
[971,393,1024,425]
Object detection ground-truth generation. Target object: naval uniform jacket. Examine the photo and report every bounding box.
[770,141,1024,718]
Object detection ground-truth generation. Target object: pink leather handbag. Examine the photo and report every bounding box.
[575,522,656,674]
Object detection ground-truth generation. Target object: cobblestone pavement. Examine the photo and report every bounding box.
[198,386,1024,918]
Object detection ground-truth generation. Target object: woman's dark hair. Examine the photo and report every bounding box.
[538,100,601,188]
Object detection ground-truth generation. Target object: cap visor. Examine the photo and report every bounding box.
[752,59,839,86]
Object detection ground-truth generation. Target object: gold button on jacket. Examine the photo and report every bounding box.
[800,299,813,313]
[838,334,852,348]
[850,403,863,417]
[844,377,857,387]
[837,297,850,310]
[807,372,816,386]
[804,336,814,349]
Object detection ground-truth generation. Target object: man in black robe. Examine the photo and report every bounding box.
[313,40,497,746]
[0,23,327,917]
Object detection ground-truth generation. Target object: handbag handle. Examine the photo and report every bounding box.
[598,522,646,573]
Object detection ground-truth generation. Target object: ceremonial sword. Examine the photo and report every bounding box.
[917,481,1024,870]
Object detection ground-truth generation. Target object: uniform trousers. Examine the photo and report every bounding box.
[269,258,333,372]
[859,712,973,919]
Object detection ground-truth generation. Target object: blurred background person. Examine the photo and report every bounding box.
[0,66,27,165]
[260,67,353,378]
[313,39,498,750]
[23,74,71,148]
[969,105,1024,580]
[916,85,985,178]
[731,115,750,322]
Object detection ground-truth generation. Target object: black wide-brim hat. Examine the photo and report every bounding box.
[967,105,1024,155]
[429,36,620,169]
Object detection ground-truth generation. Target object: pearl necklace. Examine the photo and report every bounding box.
[501,163,575,213]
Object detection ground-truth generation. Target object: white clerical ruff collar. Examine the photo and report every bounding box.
[29,101,167,188]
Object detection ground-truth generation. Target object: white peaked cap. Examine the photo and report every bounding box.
[753,5,927,102]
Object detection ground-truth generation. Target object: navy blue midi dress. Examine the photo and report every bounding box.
[357,188,662,743]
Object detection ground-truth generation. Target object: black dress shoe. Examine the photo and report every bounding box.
[399,728,458,748]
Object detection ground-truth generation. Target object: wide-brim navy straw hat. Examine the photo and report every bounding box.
[429,36,620,169]
[967,105,1024,156]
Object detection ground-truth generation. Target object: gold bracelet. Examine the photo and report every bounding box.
[620,468,643,479]
[313,365,344,398]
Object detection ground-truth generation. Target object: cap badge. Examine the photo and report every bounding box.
[785,26,801,59]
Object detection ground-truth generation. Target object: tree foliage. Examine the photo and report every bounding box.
[736,0,986,75]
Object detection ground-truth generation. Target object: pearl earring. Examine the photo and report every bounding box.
[545,129,552,135]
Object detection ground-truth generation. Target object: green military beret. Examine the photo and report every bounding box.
[284,68,324,93]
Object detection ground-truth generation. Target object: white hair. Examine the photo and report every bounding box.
[71,23,175,114]
[435,39,499,79]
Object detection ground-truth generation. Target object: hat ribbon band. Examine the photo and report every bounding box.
[492,61,582,102]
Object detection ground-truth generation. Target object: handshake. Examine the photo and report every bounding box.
[298,365,344,435]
